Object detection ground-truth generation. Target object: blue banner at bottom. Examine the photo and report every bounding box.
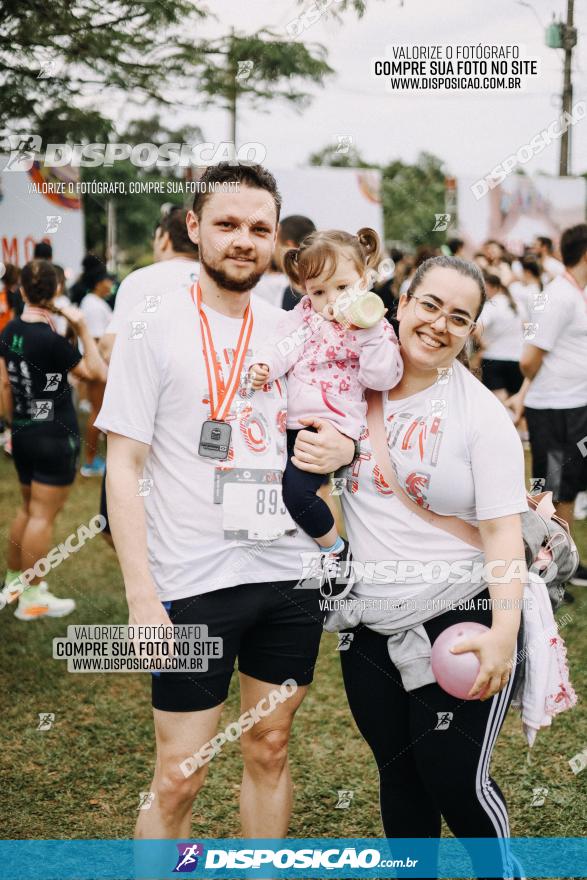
[0,838,585,879]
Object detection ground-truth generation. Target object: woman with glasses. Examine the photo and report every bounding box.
[294,256,528,878]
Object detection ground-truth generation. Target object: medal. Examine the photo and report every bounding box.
[198,420,232,460]
[191,283,253,460]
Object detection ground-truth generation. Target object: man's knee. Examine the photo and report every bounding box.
[241,727,290,775]
[154,759,208,812]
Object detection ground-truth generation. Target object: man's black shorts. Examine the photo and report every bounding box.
[12,430,80,486]
[525,404,587,502]
[152,580,325,712]
[481,358,523,395]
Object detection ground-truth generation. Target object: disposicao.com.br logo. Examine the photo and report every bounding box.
[198,846,416,871]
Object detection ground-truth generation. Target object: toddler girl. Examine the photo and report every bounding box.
[250,228,403,592]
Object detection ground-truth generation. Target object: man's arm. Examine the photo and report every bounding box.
[106,432,171,629]
[519,343,546,380]
[291,418,355,474]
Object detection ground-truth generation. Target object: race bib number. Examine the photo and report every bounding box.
[214,467,296,540]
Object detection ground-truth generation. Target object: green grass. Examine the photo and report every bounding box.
[0,448,586,841]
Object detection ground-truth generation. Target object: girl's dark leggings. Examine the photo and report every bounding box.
[282,428,333,539]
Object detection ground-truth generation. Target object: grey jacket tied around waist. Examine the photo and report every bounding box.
[323,573,488,691]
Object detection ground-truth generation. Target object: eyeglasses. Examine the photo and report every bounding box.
[410,294,476,337]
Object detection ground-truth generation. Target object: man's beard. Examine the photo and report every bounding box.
[200,247,265,293]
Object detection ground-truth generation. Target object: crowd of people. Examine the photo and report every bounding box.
[0,163,585,872]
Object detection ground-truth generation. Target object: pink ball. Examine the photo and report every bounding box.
[431,621,490,700]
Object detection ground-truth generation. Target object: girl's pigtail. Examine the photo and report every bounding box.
[283,248,302,288]
[357,227,381,270]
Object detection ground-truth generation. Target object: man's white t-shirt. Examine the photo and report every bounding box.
[252,273,288,309]
[478,294,524,361]
[81,292,113,338]
[509,280,541,320]
[542,255,565,282]
[341,361,528,600]
[106,258,200,336]
[96,290,315,601]
[524,274,587,409]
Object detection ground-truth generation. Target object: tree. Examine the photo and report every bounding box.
[381,152,448,246]
[308,141,374,168]
[308,144,449,248]
[190,30,333,142]
[1,1,374,142]
[0,0,209,140]
[82,117,204,262]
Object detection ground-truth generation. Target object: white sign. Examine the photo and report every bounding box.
[0,155,85,278]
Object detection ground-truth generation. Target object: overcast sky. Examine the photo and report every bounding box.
[114,0,587,179]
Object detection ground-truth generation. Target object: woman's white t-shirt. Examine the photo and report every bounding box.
[509,280,540,320]
[341,361,528,600]
[81,292,113,339]
[478,294,524,361]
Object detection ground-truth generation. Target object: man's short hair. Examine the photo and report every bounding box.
[279,215,316,247]
[560,224,587,268]
[192,163,281,223]
[158,206,199,257]
[536,235,554,253]
[34,241,53,260]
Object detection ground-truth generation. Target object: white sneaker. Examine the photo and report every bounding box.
[318,540,356,599]
[14,581,76,621]
[574,491,587,521]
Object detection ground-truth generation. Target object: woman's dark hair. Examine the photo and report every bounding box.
[406,255,486,319]
[53,264,66,291]
[20,260,57,306]
[520,255,542,290]
[483,272,518,315]
[405,256,486,372]
[2,263,20,287]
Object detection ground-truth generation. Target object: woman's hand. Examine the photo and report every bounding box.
[56,303,86,333]
[291,417,355,474]
[451,627,517,700]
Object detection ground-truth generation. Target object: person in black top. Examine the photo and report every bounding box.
[0,260,107,621]
[274,215,316,310]
[68,254,105,305]
[33,241,53,261]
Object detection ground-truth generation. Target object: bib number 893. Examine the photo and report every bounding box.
[256,488,287,516]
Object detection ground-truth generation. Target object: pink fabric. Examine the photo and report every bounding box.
[254,296,403,439]
[513,572,578,746]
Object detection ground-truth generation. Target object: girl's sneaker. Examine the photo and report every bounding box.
[319,540,356,599]
[14,582,76,621]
